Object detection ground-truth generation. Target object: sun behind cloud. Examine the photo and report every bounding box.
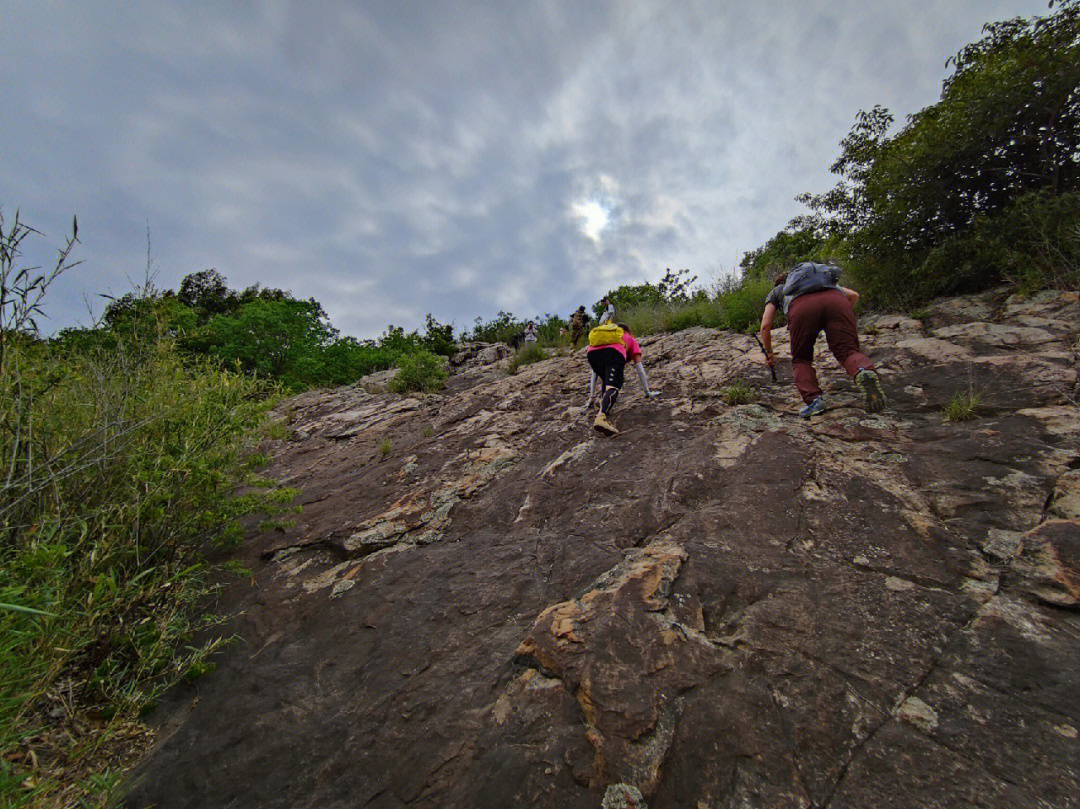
[571,198,611,244]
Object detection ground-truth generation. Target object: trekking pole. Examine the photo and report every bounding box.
[753,333,778,383]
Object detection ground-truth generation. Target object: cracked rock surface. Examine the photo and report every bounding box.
[126,288,1080,809]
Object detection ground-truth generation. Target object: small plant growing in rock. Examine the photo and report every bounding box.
[944,389,982,421]
[389,350,448,394]
[421,424,434,438]
[909,307,931,321]
[266,420,292,441]
[258,517,298,532]
[183,660,217,684]
[722,378,754,405]
[243,451,271,471]
[224,559,253,578]
[507,342,546,374]
[378,437,393,457]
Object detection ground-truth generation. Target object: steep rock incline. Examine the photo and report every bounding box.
[127,289,1080,809]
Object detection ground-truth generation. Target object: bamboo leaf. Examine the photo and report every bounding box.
[0,602,57,617]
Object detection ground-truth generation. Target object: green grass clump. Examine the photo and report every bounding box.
[266,420,292,441]
[664,299,727,332]
[507,342,547,374]
[378,437,393,457]
[617,277,774,338]
[722,379,755,405]
[389,350,448,393]
[619,304,668,337]
[944,390,983,421]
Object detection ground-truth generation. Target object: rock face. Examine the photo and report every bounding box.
[126,289,1080,809]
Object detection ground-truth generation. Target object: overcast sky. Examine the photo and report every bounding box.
[2,0,1051,339]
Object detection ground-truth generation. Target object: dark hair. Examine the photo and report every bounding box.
[773,272,788,288]
[617,322,631,334]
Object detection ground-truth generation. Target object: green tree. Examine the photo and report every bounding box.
[739,228,826,282]
[420,314,456,356]
[798,0,1080,305]
[177,269,234,318]
[204,298,337,390]
[467,311,521,344]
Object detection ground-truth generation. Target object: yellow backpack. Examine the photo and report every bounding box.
[588,323,624,347]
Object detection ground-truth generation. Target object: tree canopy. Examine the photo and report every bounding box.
[754,0,1080,307]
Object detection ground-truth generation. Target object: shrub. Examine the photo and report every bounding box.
[507,342,547,374]
[715,277,774,333]
[1,336,286,804]
[389,350,448,393]
[1,216,290,806]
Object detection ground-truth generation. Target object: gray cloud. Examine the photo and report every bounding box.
[1,0,1050,338]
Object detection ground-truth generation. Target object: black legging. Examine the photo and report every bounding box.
[587,348,625,415]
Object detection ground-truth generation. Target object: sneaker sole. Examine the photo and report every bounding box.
[858,373,887,414]
[593,421,619,436]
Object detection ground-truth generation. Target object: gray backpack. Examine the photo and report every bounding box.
[782,262,842,313]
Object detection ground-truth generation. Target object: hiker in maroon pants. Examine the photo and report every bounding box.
[759,263,887,418]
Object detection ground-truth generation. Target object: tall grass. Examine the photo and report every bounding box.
[1,216,289,806]
[619,277,773,337]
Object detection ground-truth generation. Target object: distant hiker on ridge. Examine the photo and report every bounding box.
[759,262,886,418]
[598,297,616,325]
[523,321,538,344]
[568,305,590,348]
[586,322,652,436]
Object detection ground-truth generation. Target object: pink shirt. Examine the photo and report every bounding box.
[587,332,641,361]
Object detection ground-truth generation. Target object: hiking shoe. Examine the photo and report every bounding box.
[855,369,887,414]
[645,390,662,399]
[799,396,827,419]
[593,412,619,435]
